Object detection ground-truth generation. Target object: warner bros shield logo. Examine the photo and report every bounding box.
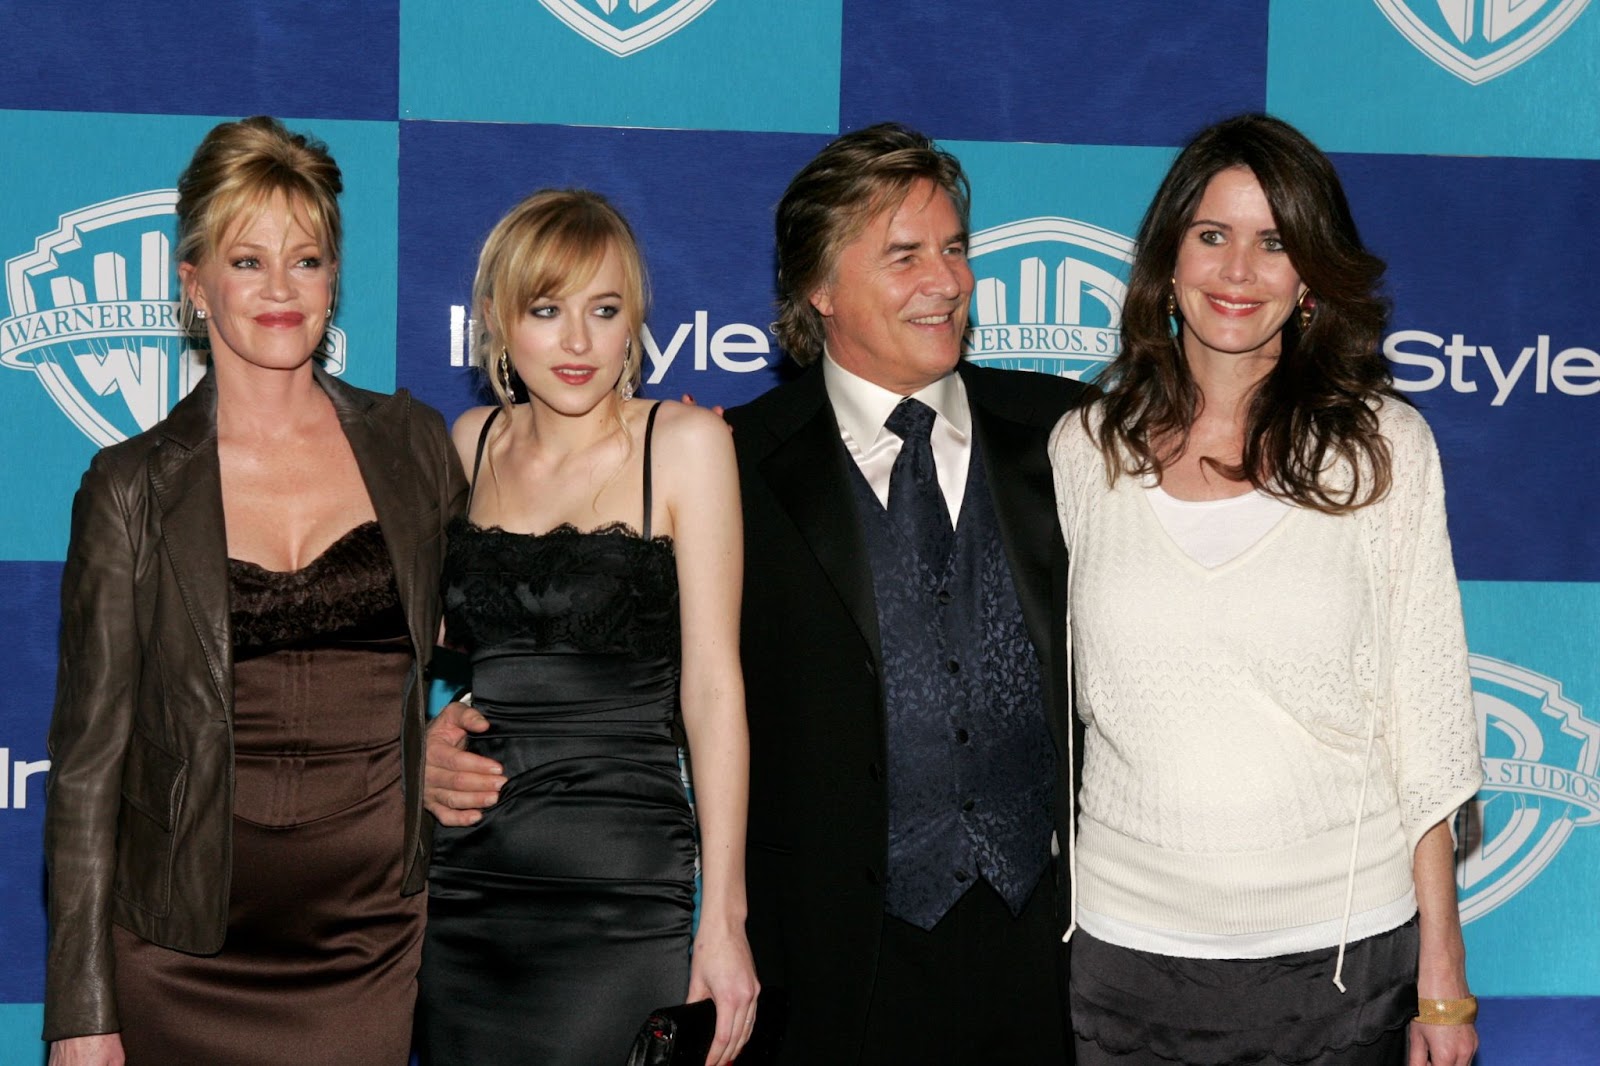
[1455,654,1600,923]
[2,191,345,447]
[537,0,719,57]
[965,217,1131,383]
[1374,0,1592,84]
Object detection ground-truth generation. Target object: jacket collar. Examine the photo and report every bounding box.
[148,364,422,713]
[155,362,384,451]
[958,362,1057,680]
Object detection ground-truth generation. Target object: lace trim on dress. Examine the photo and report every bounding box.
[229,521,404,649]
[442,515,680,658]
[459,517,673,545]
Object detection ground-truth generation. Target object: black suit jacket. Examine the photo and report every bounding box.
[43,366,468,1040]
[726,361,1088,1061]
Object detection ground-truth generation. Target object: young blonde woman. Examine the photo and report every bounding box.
[416,190,758,1066]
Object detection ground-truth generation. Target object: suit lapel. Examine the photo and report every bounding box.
[321,369,426,657]
[149,376,233,712]
[758,372,882,667]
[963,369,1059,697]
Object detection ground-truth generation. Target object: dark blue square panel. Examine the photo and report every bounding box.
[0,1,398,120]
[1476,998,1600,1064]
[1336,152,1600,582]
[0,562,62,1004]
[840,0,1269,146]
[397,122,830,424]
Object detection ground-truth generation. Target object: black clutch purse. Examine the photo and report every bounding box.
[626,993,784,1066]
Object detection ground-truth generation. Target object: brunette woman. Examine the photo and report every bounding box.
[1050,115,1481,1066]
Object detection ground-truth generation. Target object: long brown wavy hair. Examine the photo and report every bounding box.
[1091,114,1400,513]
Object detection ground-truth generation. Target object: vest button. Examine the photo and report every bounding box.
[945,658,960,674]
[953,869,970,883]
[955,728,969,744]
[962,798,975,813]
[936,589,952,605]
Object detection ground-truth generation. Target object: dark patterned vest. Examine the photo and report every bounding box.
[848,434,1056,930]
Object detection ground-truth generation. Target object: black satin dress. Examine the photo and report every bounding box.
[418,405,695,1066]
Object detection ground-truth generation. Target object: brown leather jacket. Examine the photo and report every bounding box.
[42,367,467,1041]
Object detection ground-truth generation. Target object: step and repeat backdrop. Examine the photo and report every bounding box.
[1,1,1596,1061]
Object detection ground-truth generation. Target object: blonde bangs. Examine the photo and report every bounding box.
[471,190,649,396]
[205,179,338,264]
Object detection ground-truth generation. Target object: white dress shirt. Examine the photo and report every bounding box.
[821,354,972,523]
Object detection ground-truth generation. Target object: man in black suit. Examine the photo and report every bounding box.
[729,123,1086,1064]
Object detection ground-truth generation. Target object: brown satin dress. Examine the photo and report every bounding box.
[113,521,423,1065]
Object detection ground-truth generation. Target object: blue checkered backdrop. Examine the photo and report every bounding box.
[2,1,1596,1061]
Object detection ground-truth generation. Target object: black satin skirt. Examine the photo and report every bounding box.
[417,646,696,1066]
[1070,917,1418,1066]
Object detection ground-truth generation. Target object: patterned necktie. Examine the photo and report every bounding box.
[884,397,954,566]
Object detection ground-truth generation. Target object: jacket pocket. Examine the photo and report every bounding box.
[113,731,188,918]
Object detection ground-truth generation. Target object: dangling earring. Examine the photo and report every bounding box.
[1297,291,1314,331]
[1166,284,1180,339]
[618,336,636,402]
[497,347,515,399]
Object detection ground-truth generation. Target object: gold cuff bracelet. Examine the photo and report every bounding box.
[1415,996,1478,1026]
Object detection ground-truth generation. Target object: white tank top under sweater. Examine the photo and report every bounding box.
[1048,402,1482,967]
[1142,483,1289,570]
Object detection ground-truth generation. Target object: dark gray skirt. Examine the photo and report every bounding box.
[1069,917,1418,1065]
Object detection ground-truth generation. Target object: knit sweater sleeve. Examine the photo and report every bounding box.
[1374,402,1483,857]
[1048,405,1097,552]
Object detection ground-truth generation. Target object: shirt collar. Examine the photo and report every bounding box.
[821,352,971,447]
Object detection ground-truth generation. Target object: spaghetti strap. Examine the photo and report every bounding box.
[641,402,663,540]
[466,407,501,514]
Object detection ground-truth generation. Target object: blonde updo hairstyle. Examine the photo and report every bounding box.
[471,189,649,410]
[174,115,343,333]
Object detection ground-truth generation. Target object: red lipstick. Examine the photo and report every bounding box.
[254,312,306,328]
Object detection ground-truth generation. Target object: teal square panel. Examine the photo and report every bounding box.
[400,0,842,132]
[0,1004,41,1065]
[0,110,398,562]
[948,139,1177,383]
[1267,1,1600,159]
[1459,581,1600,995]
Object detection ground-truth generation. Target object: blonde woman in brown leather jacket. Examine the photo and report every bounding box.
[43,117,466,1066]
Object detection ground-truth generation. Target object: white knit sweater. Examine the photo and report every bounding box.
[1049,400,1482,955]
